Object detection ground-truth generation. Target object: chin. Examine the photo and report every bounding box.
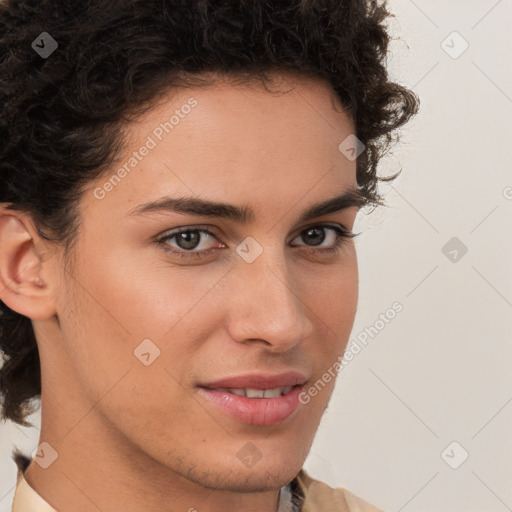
[185,459,302,493]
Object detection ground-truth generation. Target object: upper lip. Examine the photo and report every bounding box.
[200,371,308,390]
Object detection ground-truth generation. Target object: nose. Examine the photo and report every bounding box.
[225,248,315,352]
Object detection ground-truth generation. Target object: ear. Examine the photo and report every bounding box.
[0,205,58,320]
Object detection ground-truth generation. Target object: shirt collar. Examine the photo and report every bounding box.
[12,467,57,512]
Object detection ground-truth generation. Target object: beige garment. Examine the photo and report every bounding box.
[295,470,384,512]
[12,467,56,512]
[12,466,384,512]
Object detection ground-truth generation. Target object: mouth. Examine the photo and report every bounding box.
[197,385,304,426]
[210,385,294,398]
[197,372,307,426]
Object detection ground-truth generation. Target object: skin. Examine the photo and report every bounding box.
[0,71,361,512]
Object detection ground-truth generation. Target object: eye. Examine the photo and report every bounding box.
[156,227,224,258]
[290,224,357,254]
[155,224,357,260]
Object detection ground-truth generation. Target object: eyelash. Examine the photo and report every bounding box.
[155,224,358,260]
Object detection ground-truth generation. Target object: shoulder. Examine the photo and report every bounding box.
[294,469,385,512]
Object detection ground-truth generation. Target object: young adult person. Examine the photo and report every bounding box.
[0,1,419,510]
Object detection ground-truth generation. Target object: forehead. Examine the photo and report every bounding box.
[125,71,354,161]
[139,71,351,140]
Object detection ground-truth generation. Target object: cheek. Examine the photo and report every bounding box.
[56,263,202,436]
[301,254,358,396]
[57,248,220,391]
[305,252,358,332]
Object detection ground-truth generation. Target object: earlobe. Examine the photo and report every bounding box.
[0,207,57,320]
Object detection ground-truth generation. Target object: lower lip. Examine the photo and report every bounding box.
[198,385,303,426]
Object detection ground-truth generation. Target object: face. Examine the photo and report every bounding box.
[35,72,361,492]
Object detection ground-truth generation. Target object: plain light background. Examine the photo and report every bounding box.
[1,1,511,511]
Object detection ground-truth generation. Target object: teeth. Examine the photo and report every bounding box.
[245,388,265,398]
[217,386,293,398]
[262,388,282,398]
[228,388,246,397]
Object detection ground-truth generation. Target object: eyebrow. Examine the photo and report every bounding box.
[127,186,366,224]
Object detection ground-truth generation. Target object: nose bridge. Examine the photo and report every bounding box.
[227,243,314,348]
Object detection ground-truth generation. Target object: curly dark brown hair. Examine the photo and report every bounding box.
[0,0,419,427]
